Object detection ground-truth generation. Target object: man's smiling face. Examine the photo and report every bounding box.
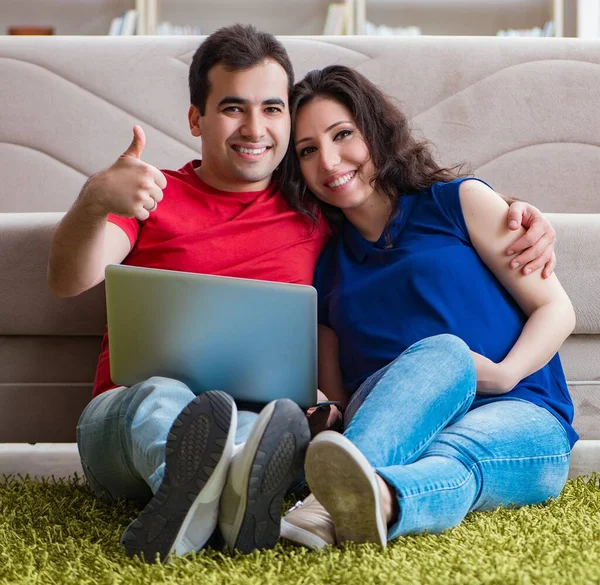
[190,59,291,192]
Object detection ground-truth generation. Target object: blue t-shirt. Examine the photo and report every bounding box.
[314,177,577,447]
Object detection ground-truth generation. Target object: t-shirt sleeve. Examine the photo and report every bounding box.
[430,177,494,243]
[107,214,141,248]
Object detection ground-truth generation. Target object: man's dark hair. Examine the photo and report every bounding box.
[189,24,295,115]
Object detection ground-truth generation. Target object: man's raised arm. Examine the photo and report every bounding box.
[48,126,167,297]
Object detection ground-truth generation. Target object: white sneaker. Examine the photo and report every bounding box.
[280,493,335,549]
[305,431,388,547]
[218,398,311,554]
[121,391,237,562]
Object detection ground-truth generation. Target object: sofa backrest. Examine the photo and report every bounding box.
[0,36,599,442]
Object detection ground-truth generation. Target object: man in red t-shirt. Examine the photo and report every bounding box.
[49,25,329,562]
[48,26,558,562]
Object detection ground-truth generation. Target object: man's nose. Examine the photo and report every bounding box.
[240,112,265,140]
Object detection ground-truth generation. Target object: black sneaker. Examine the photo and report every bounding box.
[121,390,236,562]
[217,398,311,554]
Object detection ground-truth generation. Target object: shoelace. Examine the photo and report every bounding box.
[287,500,305,513]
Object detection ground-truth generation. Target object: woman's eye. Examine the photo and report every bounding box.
[335,129,353,140]
[299,146,316,157]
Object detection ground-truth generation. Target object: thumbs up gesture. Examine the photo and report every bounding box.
[86,126,167,220]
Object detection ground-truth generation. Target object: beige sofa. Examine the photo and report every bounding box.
[0,35,598,478]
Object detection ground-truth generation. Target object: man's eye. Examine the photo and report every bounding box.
[299,146,316,157]
[223,106,242,113]
[265,107,282,114]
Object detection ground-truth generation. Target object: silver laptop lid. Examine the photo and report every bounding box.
[105,265,317,409]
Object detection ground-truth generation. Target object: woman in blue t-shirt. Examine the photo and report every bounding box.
[278,65,577,549]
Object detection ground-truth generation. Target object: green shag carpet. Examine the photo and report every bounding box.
[1,474,599,585]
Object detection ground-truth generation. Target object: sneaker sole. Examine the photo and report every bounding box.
[228,399,311,554]
[121,390,235,562]
[305,431,387,546]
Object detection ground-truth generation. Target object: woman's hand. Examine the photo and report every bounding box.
[471,352,517,395]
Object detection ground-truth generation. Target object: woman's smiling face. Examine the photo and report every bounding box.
[294,97,379,211]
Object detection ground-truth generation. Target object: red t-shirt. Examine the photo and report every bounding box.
[92,160,329,398]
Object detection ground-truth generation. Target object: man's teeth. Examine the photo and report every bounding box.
[235,146,268,155]
[327,171,356,188]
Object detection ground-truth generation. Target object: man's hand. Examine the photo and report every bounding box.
[506,201,556,279]
[84,126,167,220]
[471,351,516,395]
[306,389,344,438]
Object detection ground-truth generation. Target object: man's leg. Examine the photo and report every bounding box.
[78,380,312,557]
[76,376,196,504]
[77,377,237,561]
[219,399,311,553]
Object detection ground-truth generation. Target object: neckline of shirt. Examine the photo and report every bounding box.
[343,194,419,263]
[184,160,278,200]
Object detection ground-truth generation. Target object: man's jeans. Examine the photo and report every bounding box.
[77,378,259,505]
[343,334,571,541]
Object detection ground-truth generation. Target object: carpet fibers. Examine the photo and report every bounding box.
[0,474,599,585]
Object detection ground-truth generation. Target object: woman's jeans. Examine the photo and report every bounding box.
[76,378,259,505]
[343,334,571,541]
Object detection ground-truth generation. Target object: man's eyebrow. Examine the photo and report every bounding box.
[263,98,286,108]
[295,120,349,146]
[216,96,286,108]
[217,96,248,108]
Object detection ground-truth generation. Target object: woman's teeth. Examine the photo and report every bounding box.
[327,171,356,188]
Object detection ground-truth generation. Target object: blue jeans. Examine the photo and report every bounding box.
[343,334,571,541]
[76,377,259,504]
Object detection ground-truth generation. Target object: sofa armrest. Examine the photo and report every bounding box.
[0,213,106,335]
[548,213,600,335]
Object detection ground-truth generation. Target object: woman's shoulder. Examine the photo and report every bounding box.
[428,177,492,197]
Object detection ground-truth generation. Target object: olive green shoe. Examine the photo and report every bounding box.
[280,493,336,549]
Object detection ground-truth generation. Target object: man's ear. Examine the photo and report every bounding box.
[188,105,202,137]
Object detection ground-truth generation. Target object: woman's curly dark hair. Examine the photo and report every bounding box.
[276,65,465,231]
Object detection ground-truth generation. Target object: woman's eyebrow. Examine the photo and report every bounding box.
[295,120,351,145]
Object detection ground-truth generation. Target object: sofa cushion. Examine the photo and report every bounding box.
[2,212,598,336]
[0,213,105,336]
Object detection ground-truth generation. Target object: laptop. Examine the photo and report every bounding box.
[105,264,318,409]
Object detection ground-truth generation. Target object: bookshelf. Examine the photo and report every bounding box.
[0,0,589,37]
[143,0,342,36]
[351,0,573,37]
[150,0,578,37]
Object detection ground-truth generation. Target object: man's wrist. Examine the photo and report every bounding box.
[503,195,520,206]
[78,174,110,218]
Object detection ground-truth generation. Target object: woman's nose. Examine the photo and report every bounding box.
[319,146,340,172]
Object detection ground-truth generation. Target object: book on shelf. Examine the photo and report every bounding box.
[108,9,137,35]
[497,21,556,37]
[154,22,202,35]
[363,22,421,36]
[108,9,201,35]
[323,3,349,35]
